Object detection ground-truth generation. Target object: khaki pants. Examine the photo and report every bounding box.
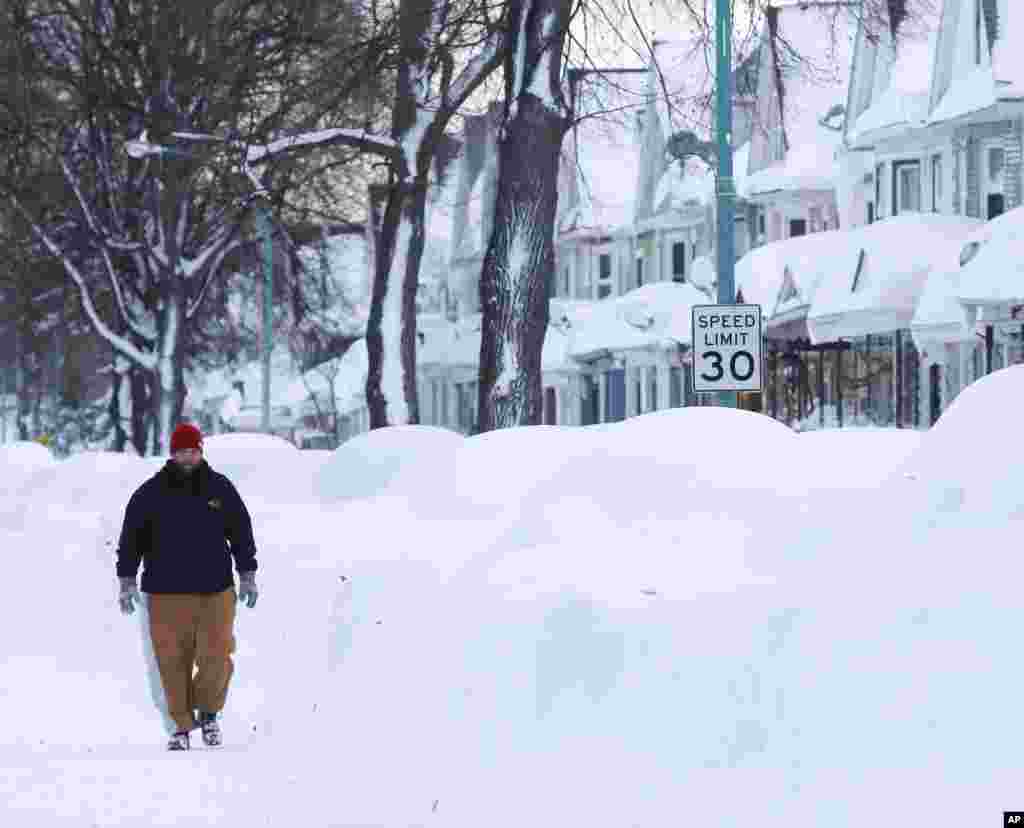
[148,589,236,733]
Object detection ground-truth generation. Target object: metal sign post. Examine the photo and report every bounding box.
[715,0,736,408]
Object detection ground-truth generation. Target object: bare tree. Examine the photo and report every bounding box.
[362,0,507,429]
[0,0,382,453]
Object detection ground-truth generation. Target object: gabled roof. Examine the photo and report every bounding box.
[559,69,649,234]
[566,282,710,360]
[735,228,853,324]
[928,0,1024,124]
[746,1,857,196]
[845,0,941,146]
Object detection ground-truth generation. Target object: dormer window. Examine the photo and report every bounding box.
[851,249,866,292]
[977,0,999,65]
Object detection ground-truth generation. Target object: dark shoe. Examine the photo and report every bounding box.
[167,730,190,751]
[197,711,221,747]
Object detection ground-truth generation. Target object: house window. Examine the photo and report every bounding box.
[988,193,1006,219]
[789,219,807,237]
[577,251,592,299]
[875,163,886,217]
[931,154,943,211]
[543,387,557,425]
[635,256,644,288]
[892,160,922,214]
[985,145,1006,219]
[669,366,682,407]
[597,251,613,298]
[647,367,658,411]
[671,241,686,282]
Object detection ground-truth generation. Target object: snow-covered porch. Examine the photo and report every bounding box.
[912,205,1024,421]
[805,213,983,429]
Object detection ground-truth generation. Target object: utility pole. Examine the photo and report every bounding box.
[716,0,737,409]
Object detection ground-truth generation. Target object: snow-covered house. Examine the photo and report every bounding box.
[554,67,649,301]
[632,37,760,294]
[562,282,710,423]
[743,0,856,244]
[841,0,1024,423]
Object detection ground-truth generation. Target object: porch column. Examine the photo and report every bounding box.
[818,349,825,428]
[836,346,844,429]
[895,330,904,428]
[865,335,872,421]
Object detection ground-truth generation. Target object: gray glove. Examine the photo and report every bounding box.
[238,571,258,608]
[118,577,141,615]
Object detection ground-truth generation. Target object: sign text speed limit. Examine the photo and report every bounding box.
[691,304,763,392]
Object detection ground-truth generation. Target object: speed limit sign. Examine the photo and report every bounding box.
[691,304,763,392]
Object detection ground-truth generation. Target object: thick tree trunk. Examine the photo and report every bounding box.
[477,0,572,431]
[400,181,428,424]
[365,181,410,428]
[151,291,186,454]
[129,367,151,456]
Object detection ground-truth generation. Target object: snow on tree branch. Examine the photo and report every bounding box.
[245,128,401,166]
[8,195,157,372]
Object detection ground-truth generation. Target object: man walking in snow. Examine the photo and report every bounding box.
[116,422,259,751]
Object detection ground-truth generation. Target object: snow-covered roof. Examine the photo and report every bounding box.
[846,5,940,145]
[649,38,716,141]
[928,0,1024,124]
[929,64,1000,124]
[746,1,855,196]
[807,213,983,342]
[562,70,649,233]
[953,205,1024,306]
[735,228,854,323]
[567,281,710,360]
[991,0,1024,97]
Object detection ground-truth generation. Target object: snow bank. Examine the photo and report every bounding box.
[9,390,1024,826]
[316,425,465,502]
[0,441,56,495]
[898,364,1024,522]
[14,451,160,539]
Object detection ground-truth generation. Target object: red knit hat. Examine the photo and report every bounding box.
[170,422,203,454]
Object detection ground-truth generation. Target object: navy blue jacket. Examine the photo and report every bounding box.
[116,460,258,594]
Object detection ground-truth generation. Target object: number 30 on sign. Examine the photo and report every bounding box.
[690,304,764,393]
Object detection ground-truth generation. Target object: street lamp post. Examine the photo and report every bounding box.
[125,132,275,434]
[715,0,737,409]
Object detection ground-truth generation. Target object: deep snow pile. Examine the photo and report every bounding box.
[1,367,1023,826]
